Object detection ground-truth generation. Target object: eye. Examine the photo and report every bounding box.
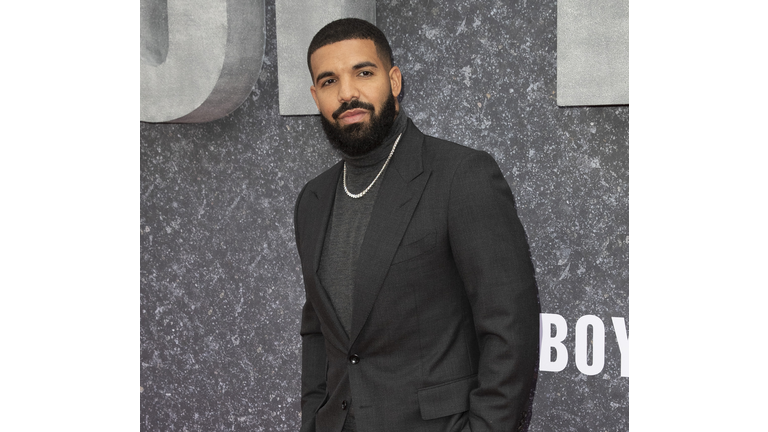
[320,78,336,87]
[358,70,373,77]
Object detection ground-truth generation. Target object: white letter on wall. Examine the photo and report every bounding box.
[540,313,568,372]
[612,317,629,377]
[575,315,605,376]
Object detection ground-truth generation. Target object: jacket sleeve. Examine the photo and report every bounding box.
[447,151,540,431]
[294,185,328,432]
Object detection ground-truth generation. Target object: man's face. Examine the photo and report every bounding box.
[310,39,402,156]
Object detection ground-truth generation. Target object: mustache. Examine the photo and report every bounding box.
[332,99,376,120]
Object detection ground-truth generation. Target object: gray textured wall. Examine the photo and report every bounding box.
[140,0,628,430]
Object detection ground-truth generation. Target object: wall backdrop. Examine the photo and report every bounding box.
[140,0,629,430]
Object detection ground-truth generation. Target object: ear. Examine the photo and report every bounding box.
[389,66,402,99]
[310,85,320,111]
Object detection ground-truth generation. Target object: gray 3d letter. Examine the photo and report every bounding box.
[140,0,265,123]
[275,0,376,116]
[557,0,628,106]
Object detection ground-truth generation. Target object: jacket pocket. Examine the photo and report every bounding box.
[417,374,478,420]
[391,230,436,264]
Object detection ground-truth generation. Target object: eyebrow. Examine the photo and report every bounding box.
[314,61,379,85]
[352,61,378,70]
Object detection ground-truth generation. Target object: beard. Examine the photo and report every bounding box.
[320,92,398,157]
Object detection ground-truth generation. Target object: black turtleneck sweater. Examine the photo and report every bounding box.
[316,108,408,431]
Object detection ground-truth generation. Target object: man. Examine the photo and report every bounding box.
[294,18,540,432]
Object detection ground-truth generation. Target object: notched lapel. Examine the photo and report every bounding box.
[349,123,431,345]
[301,163,341,274]
[299,162,349,347]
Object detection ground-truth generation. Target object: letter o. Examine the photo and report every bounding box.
[575,314,605,376]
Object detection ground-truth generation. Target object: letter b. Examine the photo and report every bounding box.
[540,313,568,372]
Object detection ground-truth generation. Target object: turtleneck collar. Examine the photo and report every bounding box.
[341,107,408,169]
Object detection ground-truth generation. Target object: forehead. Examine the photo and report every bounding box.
[310,39,383,78]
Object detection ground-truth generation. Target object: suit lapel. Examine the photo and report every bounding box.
[306,164,340,275]
[349,121,431,346]
[301,162,349,347]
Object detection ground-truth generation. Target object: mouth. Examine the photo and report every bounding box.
[336,108,369,126]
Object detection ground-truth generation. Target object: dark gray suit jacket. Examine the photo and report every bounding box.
[294,120,539,432]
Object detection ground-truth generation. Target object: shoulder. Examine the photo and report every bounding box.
[295,160,342,207]
[302,160,343,191]
[294,160,341,219]
[404,125,510,204]
[416,129,500,177]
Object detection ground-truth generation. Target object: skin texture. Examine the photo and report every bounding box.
[310,39,402,131]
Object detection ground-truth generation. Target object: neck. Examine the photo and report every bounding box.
[342,108,407,168]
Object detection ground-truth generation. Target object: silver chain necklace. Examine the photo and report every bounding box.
[343,133,402,199]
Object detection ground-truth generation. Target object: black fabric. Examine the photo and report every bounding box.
[316,109,407,431]
[295,118,539,432]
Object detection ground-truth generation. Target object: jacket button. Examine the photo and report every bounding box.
[341,400,348,410]
[348,354,360,365]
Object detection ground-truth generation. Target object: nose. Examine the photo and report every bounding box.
[337,77,360,103]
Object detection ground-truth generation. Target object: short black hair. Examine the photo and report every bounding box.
[307,18,394,78]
